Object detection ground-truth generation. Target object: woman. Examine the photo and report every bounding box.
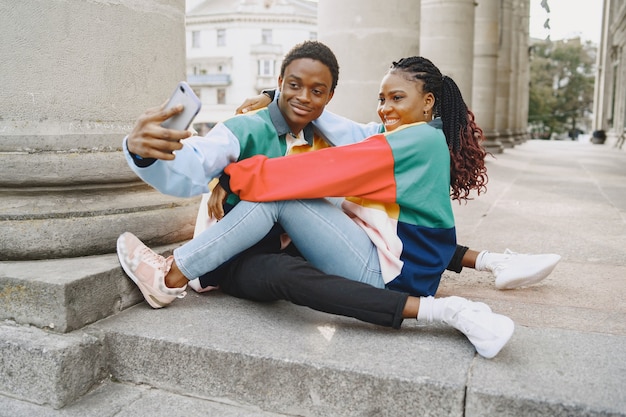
[118,56,514,358]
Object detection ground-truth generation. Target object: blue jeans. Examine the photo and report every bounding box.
[174,199,384,289]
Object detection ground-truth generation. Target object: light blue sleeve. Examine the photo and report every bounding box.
[312,109,382,146]
[122,123,241,198]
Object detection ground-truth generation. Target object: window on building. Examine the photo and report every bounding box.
[192,31,201,48]
[217,88,226,104]
[262,29,272,44]
[258,59,275,77]
[217,29,226,46]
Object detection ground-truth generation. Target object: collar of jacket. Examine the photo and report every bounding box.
[268,101,315,146]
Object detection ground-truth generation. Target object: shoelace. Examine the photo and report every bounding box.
[443,300,491,327]
[488,249,518,273]
[136,245,166,269]
[451,309,495,336]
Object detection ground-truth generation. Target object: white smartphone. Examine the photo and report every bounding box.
[160,81,202,130]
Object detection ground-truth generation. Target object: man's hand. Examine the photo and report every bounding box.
[235,93,272,114]
[207,184,228,220]
[127,103,193,160]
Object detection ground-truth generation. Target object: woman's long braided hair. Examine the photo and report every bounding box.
[390,57,488,202]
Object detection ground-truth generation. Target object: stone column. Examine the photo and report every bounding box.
[472,0,504,154]
[614,48,626,140]
[516,0,531,142]
[421,0,476,104]
[508,0,522,144]
[592,0,611,131]
[317,0,420,123]
[0,0,200,260]
[495,0,515,147]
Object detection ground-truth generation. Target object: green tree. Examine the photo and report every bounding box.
[528,38,596,139]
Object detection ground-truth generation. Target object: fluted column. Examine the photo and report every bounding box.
[495,0,515,147]
[592,0,611,131]
[614,48,626,139]
[0,0,200,260]
[516,0,531,142]
[508,0,522,144]
[317,0,420,123]
[421,0,476,104]
[472,0,504,154]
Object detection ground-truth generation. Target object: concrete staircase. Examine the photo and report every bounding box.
[1,249,472,416]
[1,250,625,416]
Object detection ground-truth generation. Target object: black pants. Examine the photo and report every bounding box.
[220,252,409,329]
[447,244,469,273]
[205,243,469,329]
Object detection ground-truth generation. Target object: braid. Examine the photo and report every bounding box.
[389,58,488,202]
[440,75,464,152]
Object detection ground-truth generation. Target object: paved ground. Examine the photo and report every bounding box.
[1,139,625,416]
[440,139,626,338]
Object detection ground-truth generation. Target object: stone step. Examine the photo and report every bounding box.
[91,293,473,417]
[0,244,178,333]
[0,378,290,417]
[89,292,625,417]
[0,321,106,409]
[1,289,624,416]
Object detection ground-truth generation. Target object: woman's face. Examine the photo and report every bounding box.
[377,71,434,132]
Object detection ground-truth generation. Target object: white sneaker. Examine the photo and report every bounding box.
[491,249,561,290]
[441,297,514,359]
[117,232,186,309]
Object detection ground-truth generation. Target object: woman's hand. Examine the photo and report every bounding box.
[207,183,228,220]
[235,93,272,114]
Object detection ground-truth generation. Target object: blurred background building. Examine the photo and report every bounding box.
[185,0,317,131]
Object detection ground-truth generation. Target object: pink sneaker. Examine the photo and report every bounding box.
[116,232,186,309]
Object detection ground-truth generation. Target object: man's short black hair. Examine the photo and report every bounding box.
[280,41,339,92]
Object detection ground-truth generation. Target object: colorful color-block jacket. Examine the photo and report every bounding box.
[225,119,457,296]
[122,101,341,200]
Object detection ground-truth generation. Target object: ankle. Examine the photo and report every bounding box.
[475,250,490,271]
[417,296,435,322]
[165,260,188,288]
[165,276,187,289]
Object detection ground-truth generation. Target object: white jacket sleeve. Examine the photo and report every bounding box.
[123,123,241,198]
[312,109,382,146]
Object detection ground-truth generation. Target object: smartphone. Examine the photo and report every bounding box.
[160,81,202,130]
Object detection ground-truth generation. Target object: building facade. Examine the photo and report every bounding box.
[185,0,317,126]
[594,0,626,147]
[185,0,531,153]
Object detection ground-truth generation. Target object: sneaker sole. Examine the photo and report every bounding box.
[116,234,170,309]
[495,255,561,290]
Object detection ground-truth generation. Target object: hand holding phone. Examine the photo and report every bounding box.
[161,81,202,131]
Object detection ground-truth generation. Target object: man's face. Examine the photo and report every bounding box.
[277,58,334,133]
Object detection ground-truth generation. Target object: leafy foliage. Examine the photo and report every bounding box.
[528,38,596,139]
